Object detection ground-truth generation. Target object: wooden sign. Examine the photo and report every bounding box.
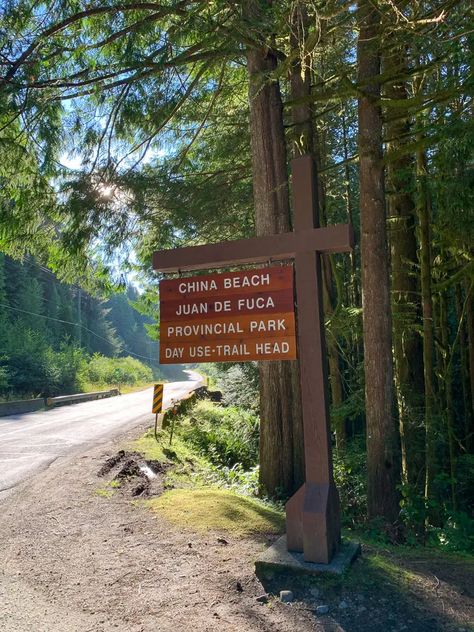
[154,155,354,564]
[159,266,297,363]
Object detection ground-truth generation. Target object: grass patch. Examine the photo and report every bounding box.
[132,428,208,467]
[95,487,114,498]
[146,488,284,536]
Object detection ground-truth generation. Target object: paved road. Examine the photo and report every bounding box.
[0,371,202,497]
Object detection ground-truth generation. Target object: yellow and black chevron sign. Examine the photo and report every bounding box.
[152,383,164,413]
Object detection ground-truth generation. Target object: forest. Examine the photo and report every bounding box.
[0,253,160,397]
[0,0,472,549]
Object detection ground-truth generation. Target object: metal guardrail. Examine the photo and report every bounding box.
[46,389,120,408]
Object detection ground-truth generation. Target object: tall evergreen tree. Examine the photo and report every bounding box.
[357,0,400,522]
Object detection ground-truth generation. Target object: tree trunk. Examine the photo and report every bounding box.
[289,1,313,158]
[465,279,474,452]
[455,284,472,451]
[289,8,346,452]
[342,107,359,308]
[245,4,304,496]
[384,48,425,487]
[416,146,437,506]
[440,289,457,510]
[357,0,400,522]
[323,266,346,452]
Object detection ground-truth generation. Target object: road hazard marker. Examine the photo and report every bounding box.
[152,384,164,413]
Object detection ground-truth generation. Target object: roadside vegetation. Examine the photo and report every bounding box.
[110,386,473,630]
[130,375,474,557]
[0,1,472,552]
[79,354,154,394]
[0,344,158,401]
[0,254,161,400]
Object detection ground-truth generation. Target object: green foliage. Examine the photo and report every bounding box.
[205,362,260,412]
[400,458,474,553]
[429,511,474,553]
[183,400,259,470]
[0,329,87,398]
[0,255,158,398]
[78,354,153,390]
[0,0,472,552]
[333,437,368,528]
[203,463,261,497]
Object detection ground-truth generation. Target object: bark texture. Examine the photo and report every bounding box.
[455,284,473,451]
[385,49,425,485]
[357,0,400,522]
[322,261,346,451]
[416,146,436,504]
[245,6,304,495]
[289,2,313,158]
[289,6,346,451]
[465,280,474,452]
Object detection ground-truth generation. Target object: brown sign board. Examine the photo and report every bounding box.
[159,266,297,364]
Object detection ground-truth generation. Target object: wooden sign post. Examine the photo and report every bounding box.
[153,155,354,564]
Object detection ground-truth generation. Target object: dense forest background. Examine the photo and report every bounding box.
[0,253,161,398]
[0,1,473,547]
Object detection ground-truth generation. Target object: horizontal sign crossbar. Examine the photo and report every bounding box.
[153,224,354,273]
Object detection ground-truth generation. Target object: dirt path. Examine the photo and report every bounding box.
[1,421,472,632]
[0,422,322,632]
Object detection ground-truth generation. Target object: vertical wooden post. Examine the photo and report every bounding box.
[285,155,341,563]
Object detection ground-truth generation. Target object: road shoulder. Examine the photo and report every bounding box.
[0,421,320,632]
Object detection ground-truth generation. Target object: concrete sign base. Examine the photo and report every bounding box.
[255,536,361,580]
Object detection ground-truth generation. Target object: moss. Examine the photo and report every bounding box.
[145,488,285,536]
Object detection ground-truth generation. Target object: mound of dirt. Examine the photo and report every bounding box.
[97,449,127,476]
[98,450,171,499]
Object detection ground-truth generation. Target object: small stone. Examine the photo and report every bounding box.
[316,605,329,615]
[279,590,294,603]
[310,587,320,598]
[339,600,349,610]
[256,594,268,604]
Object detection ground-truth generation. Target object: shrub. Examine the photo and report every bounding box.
[203,362,260,411]
[0,327,86,398]
[78,354,153,389]
[184,400,259,469]
[332,436,368,527]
